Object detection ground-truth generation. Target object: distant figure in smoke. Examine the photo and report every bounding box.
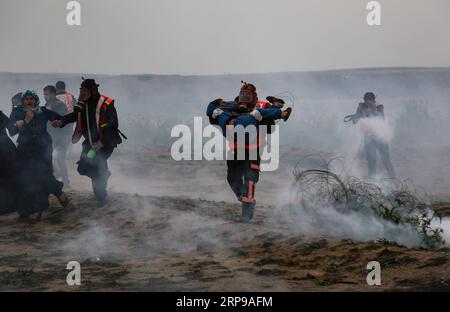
[54,78,123,207]
[44,85,72,185]
[207,83,292,222]
[352,92,395,179]
[8,90,69,223]
[0,111,18,214]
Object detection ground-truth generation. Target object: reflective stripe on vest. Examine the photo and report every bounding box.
[250,163,260,171]
[95,96,107,131]
[228,132,263,150]
[99,97,113,129]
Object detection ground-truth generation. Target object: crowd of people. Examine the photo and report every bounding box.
[0,78,393,225]
[0,78,122,224]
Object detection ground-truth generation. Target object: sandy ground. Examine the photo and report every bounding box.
[0,148,449,291]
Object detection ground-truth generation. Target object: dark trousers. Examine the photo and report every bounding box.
[78,141,113,201]
[16,144,63,217]
[227,158,260,203]
[53,143,69,183]
[364,135,395,179]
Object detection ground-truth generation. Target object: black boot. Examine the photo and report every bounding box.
[282,107,292,121]
[96,196,108,208]
[266,96,285,108]
[57,192,70,208]
[92,172,110,208]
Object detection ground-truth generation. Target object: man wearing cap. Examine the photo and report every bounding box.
[54,78,122,207]
[352,92,395,178]
[206,83,292,222]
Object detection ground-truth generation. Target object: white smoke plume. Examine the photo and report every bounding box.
[357,117,394,144]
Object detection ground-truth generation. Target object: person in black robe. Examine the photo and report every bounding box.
[0,110,18,215]
[8,89,68,223]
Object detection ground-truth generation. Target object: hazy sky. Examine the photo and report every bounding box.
[0,0,449,75]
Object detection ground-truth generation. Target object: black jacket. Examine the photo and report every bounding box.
[62,95,121,148]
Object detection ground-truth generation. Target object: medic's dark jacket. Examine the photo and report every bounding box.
[62,95,121,149]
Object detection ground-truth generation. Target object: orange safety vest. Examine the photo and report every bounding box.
[72,95,114,144]
[228,101,270,150]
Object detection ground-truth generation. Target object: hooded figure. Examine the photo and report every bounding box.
[0,111,18,214]
[8,89,68,223]
[352,92,395,179]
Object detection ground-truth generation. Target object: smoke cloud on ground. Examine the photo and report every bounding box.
[1,69,450,250]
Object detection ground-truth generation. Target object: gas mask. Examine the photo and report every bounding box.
[78,87,92,102]
[238,82,258,112]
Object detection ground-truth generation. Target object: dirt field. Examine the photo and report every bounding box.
[0,148,449,291]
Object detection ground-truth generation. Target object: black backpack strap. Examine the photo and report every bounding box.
[117,128,127,140]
